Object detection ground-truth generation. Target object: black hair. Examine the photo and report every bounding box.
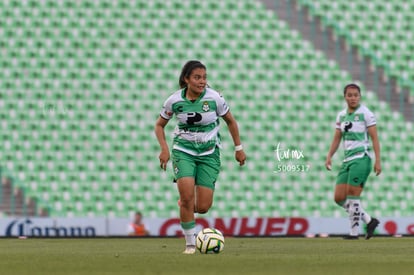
[178,60,206,88]
[343,83,361,96]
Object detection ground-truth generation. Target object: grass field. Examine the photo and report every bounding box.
[0,237,413,275]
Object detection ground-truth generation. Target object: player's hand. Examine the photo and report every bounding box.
[235,150,246,166]
[325,157,332,171]
[158,150,170,171]
[374,161,381,176]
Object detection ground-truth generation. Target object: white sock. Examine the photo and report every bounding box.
[183,228,196,246]
[342,200,371,224]
[360,207,371,224]
[347,198,361,236]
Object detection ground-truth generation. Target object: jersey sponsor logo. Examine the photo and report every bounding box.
[186,112,202,125]
[344,121,353,132]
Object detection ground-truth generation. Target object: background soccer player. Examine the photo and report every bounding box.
[155,60,246,254]
[325,83,381,240]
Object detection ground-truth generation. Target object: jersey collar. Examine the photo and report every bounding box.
[181,87,206,103]
[347,104,361,115]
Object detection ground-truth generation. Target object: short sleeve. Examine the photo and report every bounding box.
[216,93,230,117]
[366,110,376,127]
[160,97,174,120]
[335,113,341,129]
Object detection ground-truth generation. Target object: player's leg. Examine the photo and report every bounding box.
[178,186,214,214]
[195,186,214,214]
[334,183,348,207]
[177,177,197,253]
[335,162,361,239]
[335,183,371,225]
[334,163,350,210]
[335,183,361,239]
[345,186,363,239]
[345,155,379,239]
[172,149,197,254]
[347,155,379,239]
[194,147,220,214]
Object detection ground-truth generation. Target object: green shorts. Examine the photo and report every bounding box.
[171,148,221,190]
[336,154,372,187]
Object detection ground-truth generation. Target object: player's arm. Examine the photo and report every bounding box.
[368,125,381,176]
[221,111,246,166]
[154,116,170,170]
[325,129,342,170]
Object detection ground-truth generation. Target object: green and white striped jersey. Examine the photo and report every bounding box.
[160,87,229,156]
[335,104,376,162]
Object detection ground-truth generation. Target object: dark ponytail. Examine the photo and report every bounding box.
[178,60,206,88]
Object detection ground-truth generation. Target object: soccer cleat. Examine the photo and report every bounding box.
[366,218,380,240]
[182,245,196,254]
[343,235,359,240]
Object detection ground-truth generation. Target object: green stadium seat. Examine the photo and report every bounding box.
[300,0,414,96]
[0,0,412,218]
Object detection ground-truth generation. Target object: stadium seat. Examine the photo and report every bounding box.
[0,0,412,218]
[299,0,414,97]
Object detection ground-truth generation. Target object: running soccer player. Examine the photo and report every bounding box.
[325,83,381,240]
[155,60,246,254]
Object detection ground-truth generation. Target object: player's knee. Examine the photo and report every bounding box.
[197,207,210,214]
[196,202,211,214]
[334,191,346,202]
[334,196,345,206]
[180,197,194,209]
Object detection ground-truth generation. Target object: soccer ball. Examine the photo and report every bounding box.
[196,228,225,254]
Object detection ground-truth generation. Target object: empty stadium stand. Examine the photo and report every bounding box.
[0,0,413,218]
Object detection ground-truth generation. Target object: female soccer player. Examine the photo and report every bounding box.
[325,83,381,240]
[155,60,246,254]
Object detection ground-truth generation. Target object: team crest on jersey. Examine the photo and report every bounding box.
[202,102,210,112]
[354,115,359,121]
